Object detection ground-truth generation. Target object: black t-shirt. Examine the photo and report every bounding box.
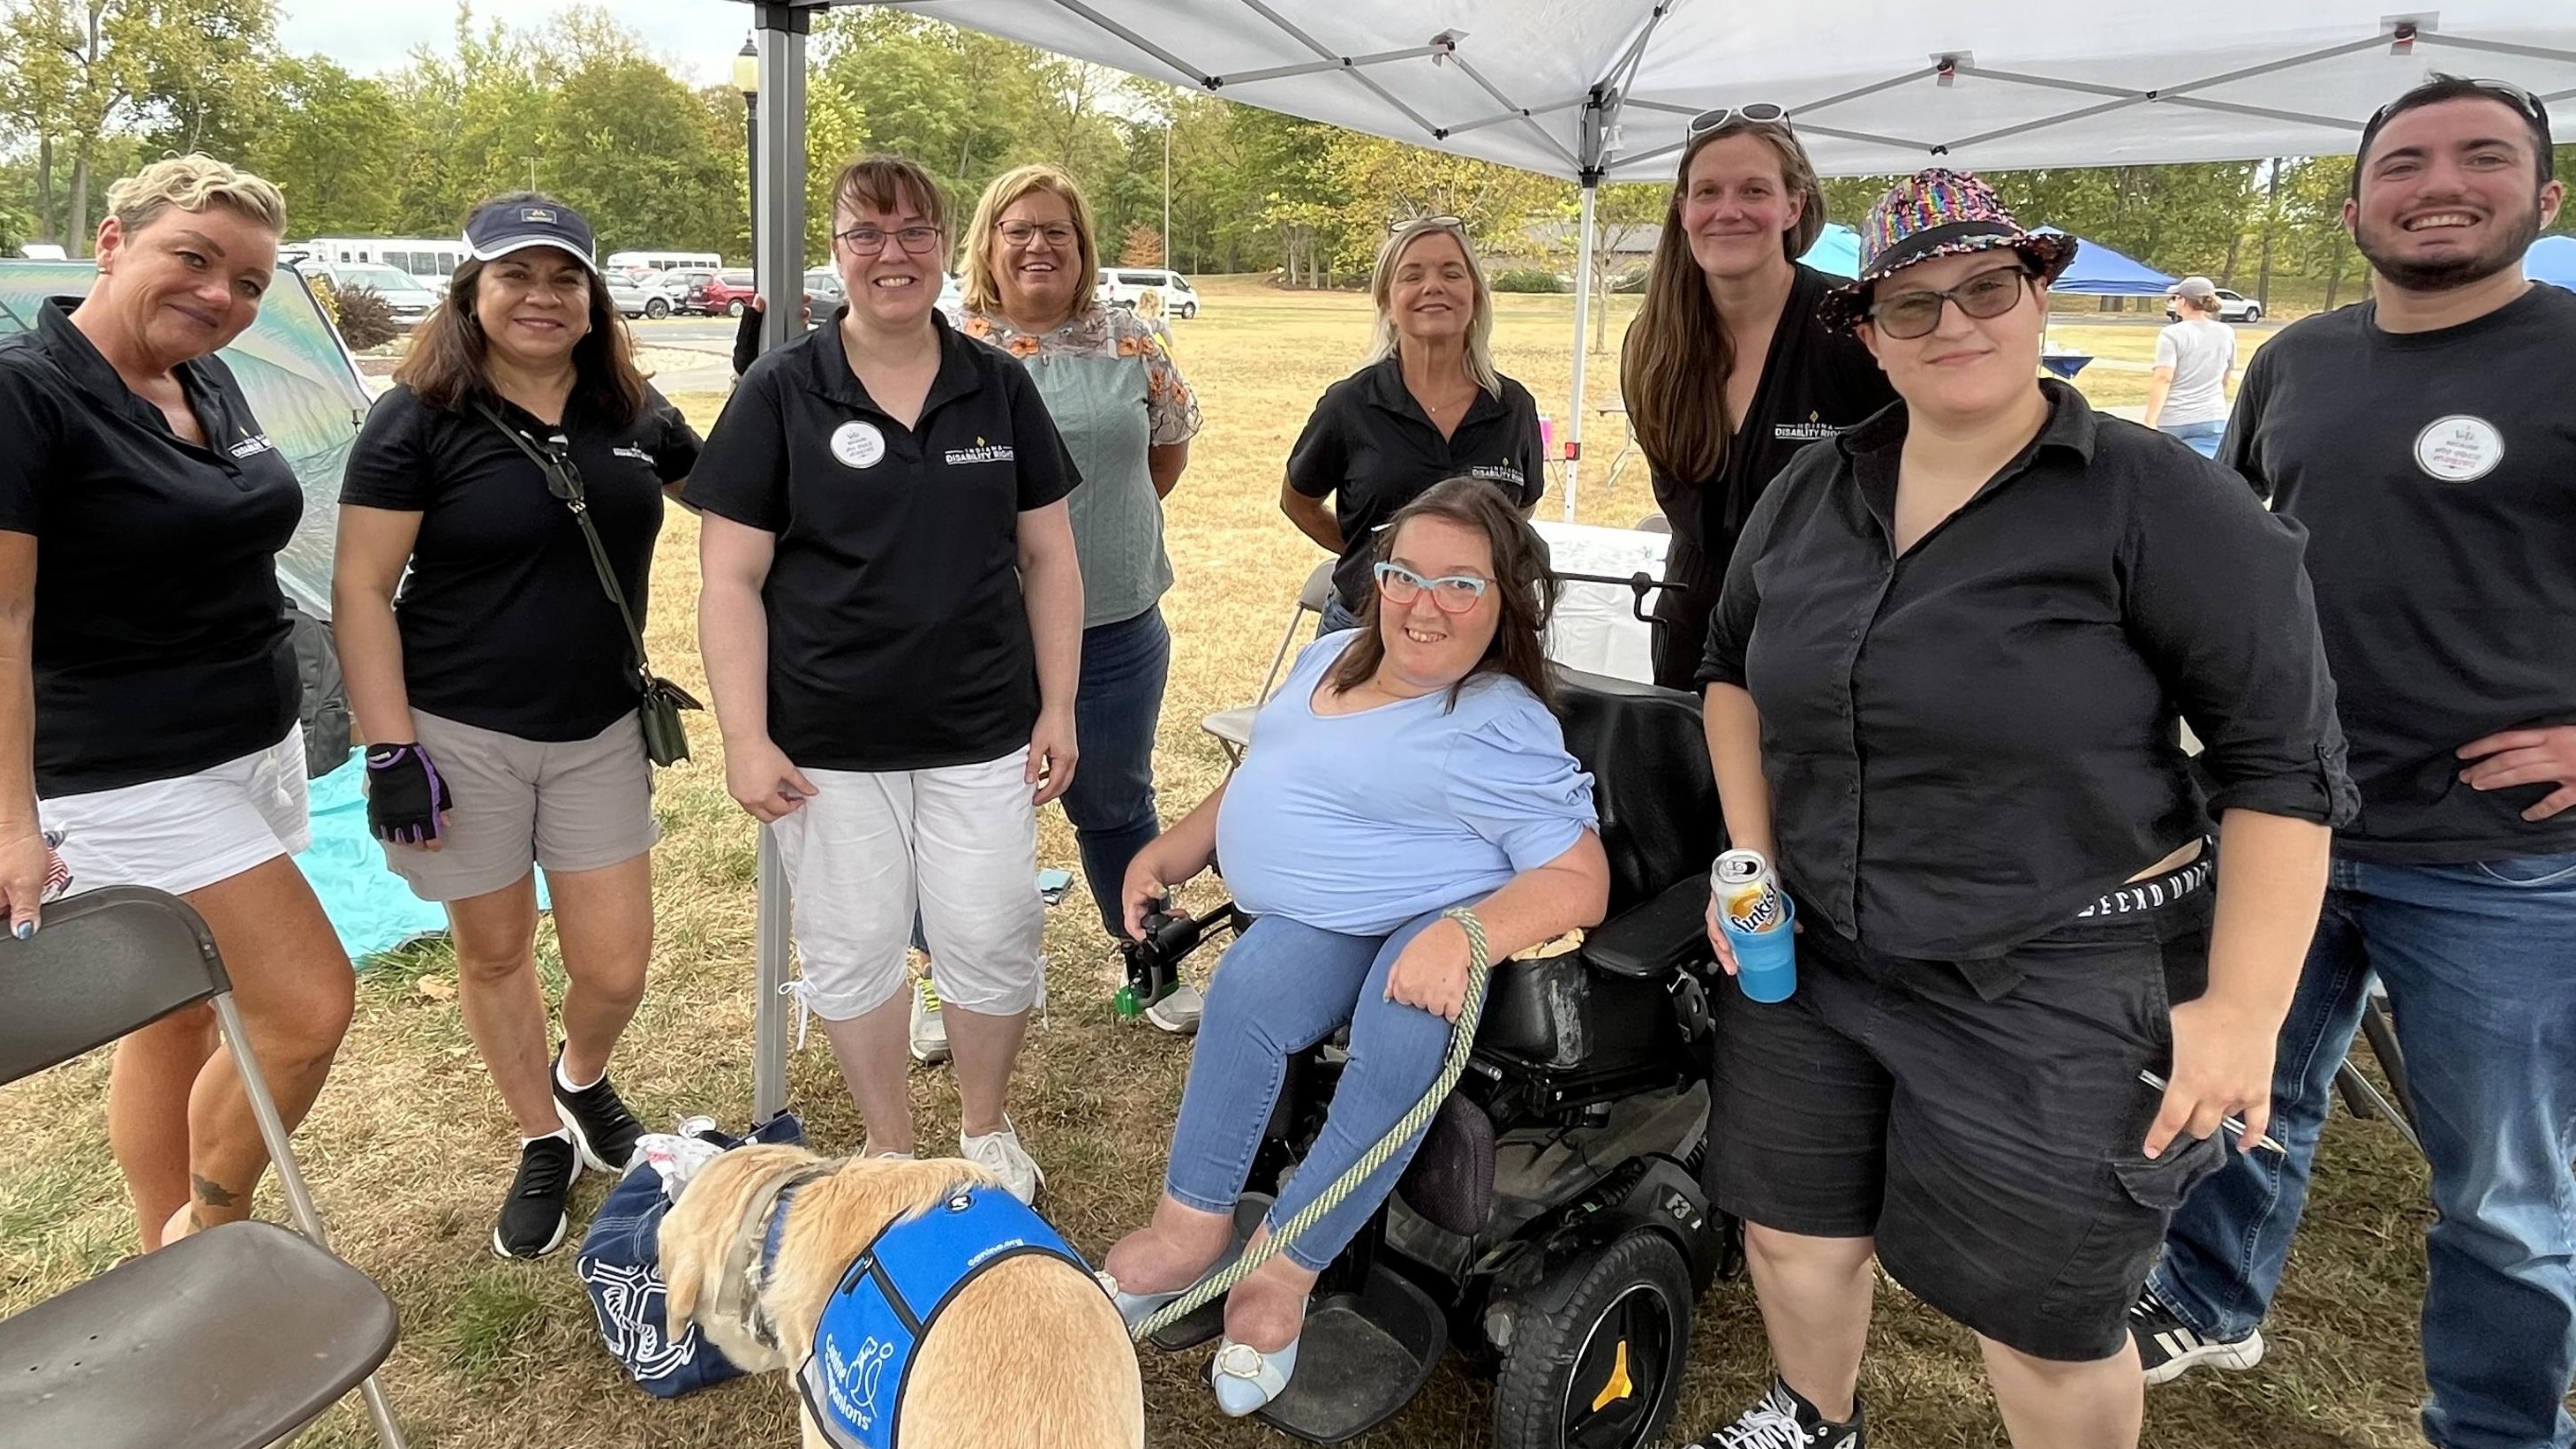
[684,311,1081,773]
[1285,356,1546,610]
[1702,381,2354,960]
[2226,284,2576,864]
[1646,264,1899,562]
[339,383,700,742]
[0,300,302,796]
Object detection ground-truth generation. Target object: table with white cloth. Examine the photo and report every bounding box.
[1533,519,1670,685]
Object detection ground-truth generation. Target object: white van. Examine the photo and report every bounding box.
[302,237,469,283]
[607,251,722,275]
[1095,268,1200,318]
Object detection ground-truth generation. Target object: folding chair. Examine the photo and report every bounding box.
[1200,557,1337,768]
[0,886,405,1449]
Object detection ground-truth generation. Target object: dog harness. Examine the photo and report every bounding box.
[792,1186,1096,1449]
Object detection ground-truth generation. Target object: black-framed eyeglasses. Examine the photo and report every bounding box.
[1688,103,1793,139]
[1865,262,2032,340]
[995,220,1081,248]
[834,224,944,256]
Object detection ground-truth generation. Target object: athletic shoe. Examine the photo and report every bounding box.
[910,977,951,1065]
[960,1119,1044,1204]
[2131,1286,2265,1385]
[552,1048,645,1174]
[1143,980,1204,1035]
[492,1132,582,1259]
[1689,1378,1865,1449]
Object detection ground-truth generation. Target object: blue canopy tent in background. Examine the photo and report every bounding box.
[2034,225,2179,295]
[2530,234,2576,290]
[1799,222,1862,278]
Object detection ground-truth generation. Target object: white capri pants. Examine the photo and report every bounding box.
[772,747,1047,1020]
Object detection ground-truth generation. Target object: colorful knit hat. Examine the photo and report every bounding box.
[1819,168,2078,331]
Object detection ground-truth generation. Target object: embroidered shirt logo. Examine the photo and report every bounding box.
[2413,414,2503,483]
[831,420,886,469]
[1468,463,1525,486]
[612,444,655,464]
[943,434,1014,466]
[1774,411,1842,442]
[228,433,275,458]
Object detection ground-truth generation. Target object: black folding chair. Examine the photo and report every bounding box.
[0,886,406,1449]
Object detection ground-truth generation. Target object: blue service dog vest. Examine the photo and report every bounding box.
[794,1186,1096,1449]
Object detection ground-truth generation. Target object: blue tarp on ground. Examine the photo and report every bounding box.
[1800,223,1861,278]
[2528,234,2576,290]
[2033,227,2177,297]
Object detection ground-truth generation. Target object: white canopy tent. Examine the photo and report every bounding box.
[729,0,2576,1122]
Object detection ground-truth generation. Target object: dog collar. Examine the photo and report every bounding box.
[707,1163,835,1353]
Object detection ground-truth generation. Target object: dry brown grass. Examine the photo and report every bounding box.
[0,277,2433,1448]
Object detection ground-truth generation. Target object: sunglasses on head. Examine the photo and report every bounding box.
[1390,215,1465,236]
[2367,77,2545,132]
[1688,103,1793,139]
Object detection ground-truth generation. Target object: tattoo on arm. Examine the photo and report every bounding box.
[192,1174,243,1209]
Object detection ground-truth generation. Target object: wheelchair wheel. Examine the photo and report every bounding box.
[1491,1230,1692,1449]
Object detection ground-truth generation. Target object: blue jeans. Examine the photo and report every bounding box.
[1062,607,1170,939]
[1318,594,1365,638]
[1162,907,1464,1271]
[2157,419,2226,458]
[2153,849,2576,1449]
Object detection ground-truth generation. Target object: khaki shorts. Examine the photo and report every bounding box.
[382,709,659,902]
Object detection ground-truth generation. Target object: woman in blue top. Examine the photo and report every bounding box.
[1097,479,1610,1415]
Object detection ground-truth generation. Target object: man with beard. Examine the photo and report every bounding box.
[2128,75,2576,1449]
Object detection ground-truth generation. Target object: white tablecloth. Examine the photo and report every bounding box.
[1533,519,1670,684]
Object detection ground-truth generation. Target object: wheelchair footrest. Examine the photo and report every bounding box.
[1252,1261,1446,1445]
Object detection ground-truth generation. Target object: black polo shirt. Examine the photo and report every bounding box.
[0,299,301,796]
[1285,356,1546,611]
[339,382,700,742]
[2224,285,2576,864]
[1701,380,2354,960]
[684,311,1080,773]
[1647,264,1898,562]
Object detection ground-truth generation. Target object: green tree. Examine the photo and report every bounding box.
[240,56,407,237]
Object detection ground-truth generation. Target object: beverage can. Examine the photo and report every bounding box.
[1713,848,1788,934]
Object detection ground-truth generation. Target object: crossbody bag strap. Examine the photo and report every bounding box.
[474,400,657,688]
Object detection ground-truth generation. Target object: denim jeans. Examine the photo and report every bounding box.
[1318,594,1365,638]
[1062,606,1170,939]
[1162,906,1464,1271]
[2152,848,2576,1449]
[2156,419,2226,458]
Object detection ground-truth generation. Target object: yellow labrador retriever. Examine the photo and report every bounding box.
[663,1143,1142,1449]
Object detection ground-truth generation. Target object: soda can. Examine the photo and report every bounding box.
[1713,849,1788,935]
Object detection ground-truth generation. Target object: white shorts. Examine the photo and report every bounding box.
[40,728,312,899]
[771,748,1046,1020]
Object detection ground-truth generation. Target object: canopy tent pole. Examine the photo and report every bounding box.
[1563,179,1595,521]
[751,1,810,1128]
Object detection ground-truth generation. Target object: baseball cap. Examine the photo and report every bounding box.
[2171,275,2218,302]
[463,196,599,274]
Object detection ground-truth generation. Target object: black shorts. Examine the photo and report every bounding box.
[1709,879,2226,1362]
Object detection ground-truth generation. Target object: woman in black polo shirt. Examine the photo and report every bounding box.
[1283,219,1544,633]
[335,195,699,1258]
[1621,106,1895,691]
[1683,171,2351,1449]
[0,155,355,1253]
[690,154,1082,1205]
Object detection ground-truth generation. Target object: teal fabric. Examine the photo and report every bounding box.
[1031,346,1165,627]
[293,754,550,965]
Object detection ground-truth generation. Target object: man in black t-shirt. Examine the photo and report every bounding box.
[2136,78,2576,1448]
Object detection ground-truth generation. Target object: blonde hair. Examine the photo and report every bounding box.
[1134,288,1164,322]
[1367,222,1501,396]
[105,154,287,238]
[958,164,1101,320]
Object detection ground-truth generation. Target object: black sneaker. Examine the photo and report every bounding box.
[1690,1378,1865,1449]
[492,1133,581,1259]
[2131,1286,2265,1385]
[552,1047,644,1174]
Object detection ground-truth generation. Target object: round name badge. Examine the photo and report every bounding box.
[831,419,886,470]
[2413,414,2504,483]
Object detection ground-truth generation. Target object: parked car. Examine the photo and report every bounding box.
[314,262,441,327]
[938,273,963,322]
[802,268,845,312]
[2167,286,2264,322]
[700,268,759,317]
[1094,267,1199,318]
[657,268,719,315]
[605,271,677,321]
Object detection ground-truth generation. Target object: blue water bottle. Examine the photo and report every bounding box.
[1714,849,1797,1003]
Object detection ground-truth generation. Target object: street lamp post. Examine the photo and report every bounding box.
[734,34,760,258]
[1162,114,1172,271]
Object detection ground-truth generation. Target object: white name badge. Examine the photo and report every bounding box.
[831,419,886,470]
[2414,414,2504,483]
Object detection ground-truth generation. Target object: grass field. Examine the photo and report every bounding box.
[0,275,2432,1449]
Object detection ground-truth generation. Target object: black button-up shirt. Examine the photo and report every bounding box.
[1700,380,2354,959]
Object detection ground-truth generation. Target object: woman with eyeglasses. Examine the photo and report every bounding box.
[1681,170,2350,1449]
[955,164,1201,1027]
[690,154,1083,1204]
[1283,218,1546,635]
[1098,478,1608,1415]
[335,193,701,1258]
[1622,105,1895,691]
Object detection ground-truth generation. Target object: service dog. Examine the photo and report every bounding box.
[663,1144,1143,1449]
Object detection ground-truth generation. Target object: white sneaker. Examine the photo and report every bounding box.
[1143,981,1204,1035]
[960,1119,1044,1204]
[910,977,950,1065]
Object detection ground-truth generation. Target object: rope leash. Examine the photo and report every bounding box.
[1131,907,1493,1344]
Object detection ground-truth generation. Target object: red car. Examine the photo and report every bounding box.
[698,269,758,318]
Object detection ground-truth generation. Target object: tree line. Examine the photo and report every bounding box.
[3,1,2565,305]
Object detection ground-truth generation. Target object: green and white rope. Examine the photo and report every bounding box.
[1132,906,1494,1345]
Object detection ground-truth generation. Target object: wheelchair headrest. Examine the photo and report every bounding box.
[1548,665,1723,917]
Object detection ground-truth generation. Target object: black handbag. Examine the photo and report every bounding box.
[477,402,701,766]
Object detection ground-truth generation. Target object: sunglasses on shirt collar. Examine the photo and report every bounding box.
[1688,103,1794,139]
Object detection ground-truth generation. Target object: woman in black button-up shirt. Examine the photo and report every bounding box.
[1680,170,2353,1449]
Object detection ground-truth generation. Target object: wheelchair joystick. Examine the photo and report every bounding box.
[1118,902,1187,1019]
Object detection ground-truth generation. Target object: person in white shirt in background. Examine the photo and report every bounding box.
[2142,275,2237,458]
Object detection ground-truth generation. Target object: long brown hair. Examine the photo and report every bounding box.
[1329,477,1561,709]
[395,193,646,426]
[1620,121,1827,487]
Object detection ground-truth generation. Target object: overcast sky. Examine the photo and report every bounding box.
[275,1,751,84]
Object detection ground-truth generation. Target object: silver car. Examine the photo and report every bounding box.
[320,262,441,327]
[607,272,676,321]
